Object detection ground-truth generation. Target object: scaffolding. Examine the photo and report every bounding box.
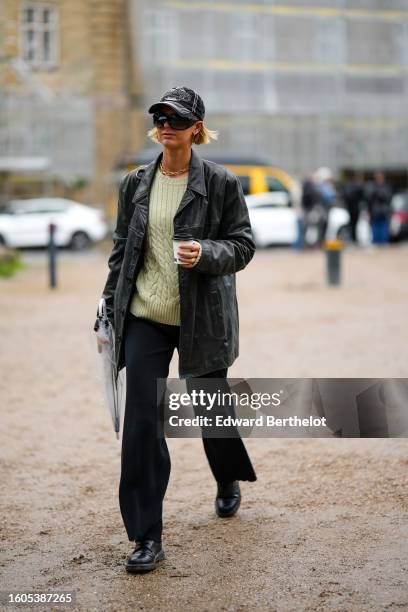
[129,0,408,181]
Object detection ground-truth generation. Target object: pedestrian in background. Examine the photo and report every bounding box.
[95,86,257,573]
[341,172,365,244]
[301,176,321,247]
[315,167,338,245]
[365,171,392,245]
[301,167,336,247]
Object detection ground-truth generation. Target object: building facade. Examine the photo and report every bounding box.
[0,0,143,205]
[1,0,407,208]
[130,0,408,182]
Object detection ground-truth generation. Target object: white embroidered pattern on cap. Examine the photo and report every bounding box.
[191,91,198,113]
[163,87,191,103]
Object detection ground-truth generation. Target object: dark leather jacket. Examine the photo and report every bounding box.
[94,147,255,379]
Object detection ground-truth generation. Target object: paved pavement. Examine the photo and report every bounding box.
[1,243,407,611]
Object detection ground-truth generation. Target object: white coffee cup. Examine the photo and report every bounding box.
[173,239,196,264]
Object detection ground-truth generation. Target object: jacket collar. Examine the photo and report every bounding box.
[132,147,207,202]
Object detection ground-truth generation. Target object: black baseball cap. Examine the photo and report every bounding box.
[148,86,205,121]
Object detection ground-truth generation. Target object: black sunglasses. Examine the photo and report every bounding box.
[153,112,196,131]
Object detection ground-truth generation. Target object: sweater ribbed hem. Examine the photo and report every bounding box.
[129,295,180,326]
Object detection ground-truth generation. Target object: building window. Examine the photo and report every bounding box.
[20,3,59,69]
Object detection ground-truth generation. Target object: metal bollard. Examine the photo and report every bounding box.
[48,223,57,288]
[324,239,342,286]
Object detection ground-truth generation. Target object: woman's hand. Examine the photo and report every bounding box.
[177,241,202,268]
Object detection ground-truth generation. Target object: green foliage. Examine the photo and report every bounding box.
[0,249,25,277]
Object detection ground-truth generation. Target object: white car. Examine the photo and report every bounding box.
[0,198,109,250]
[245,192,351,247]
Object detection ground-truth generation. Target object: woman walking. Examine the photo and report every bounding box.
[95,86,257,573]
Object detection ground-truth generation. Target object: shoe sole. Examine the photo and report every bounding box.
[215,497,241,518]
[125,550,165,573]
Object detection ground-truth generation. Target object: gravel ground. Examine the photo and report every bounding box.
[1,243,407,612]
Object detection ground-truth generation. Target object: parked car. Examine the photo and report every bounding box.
[245,192,352,247]
[390,192,408,241]
[0,198,108,250]
[246,192,297,246]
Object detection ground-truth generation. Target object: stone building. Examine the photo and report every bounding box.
[2,0,408,209]
[0,0,143,206]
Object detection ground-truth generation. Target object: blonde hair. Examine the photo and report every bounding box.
[147,123,218,145]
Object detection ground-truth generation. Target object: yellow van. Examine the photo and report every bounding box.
[222,162,300,205]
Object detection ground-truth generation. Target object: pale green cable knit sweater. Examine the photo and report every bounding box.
[129,169,188,325]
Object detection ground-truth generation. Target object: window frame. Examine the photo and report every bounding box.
[20,2,59,70]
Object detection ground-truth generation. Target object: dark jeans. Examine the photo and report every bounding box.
[371,217,389,244]
[349,211,360,243]
[119,313,257,543]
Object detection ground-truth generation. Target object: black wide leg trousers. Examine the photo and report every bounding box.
[119,313,257,543]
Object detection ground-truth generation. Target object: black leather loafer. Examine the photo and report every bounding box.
[125,539,165,573]
[215,480,241,518]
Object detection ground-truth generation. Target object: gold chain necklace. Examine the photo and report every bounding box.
[159,161,189,176]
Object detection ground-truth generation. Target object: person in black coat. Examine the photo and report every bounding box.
[341,172,365,243]
[365,171,392,244]
[95,87,257,574]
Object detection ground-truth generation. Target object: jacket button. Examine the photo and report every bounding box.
[121,307,126,315]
